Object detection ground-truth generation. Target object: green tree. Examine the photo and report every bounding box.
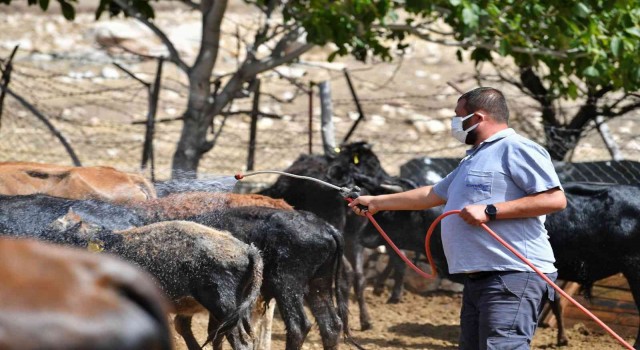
[391,0,640,160]
[3,0,396,177]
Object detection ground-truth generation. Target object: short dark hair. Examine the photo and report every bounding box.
[458,87,509,123]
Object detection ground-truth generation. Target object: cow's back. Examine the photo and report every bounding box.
[0,162,156,204]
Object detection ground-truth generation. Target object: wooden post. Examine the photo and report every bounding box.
[247,79,261,171]
[342,68,366,143]
[308,81,313,154]
[318,81,337,157]
[141,58,164,181]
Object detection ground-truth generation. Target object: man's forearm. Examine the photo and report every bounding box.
[494,188,566,220]
[371,185,446,211]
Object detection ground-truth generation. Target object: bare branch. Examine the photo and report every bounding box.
[388,24,586,59]
[112,0,189,73]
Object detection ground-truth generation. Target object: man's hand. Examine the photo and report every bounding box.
[348,195,378,216]
[459,204,489,226]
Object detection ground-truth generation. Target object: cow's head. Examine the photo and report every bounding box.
[327,142,406,193]
[49,209,107,252]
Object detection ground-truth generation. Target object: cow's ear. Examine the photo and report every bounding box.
[65,208,82,223]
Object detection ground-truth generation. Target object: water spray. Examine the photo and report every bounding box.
[235,170,362,198]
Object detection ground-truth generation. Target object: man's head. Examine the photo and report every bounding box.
[453,87,510,145]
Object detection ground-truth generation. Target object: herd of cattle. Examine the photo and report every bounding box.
[1,148,639,350]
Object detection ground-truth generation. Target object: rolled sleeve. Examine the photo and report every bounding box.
[507,143,562,194]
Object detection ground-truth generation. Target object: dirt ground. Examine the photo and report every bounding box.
[171,286,630,350]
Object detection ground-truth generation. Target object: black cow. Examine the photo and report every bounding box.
[260,142,412,331]
[0,193,354,350]
[544,183,640,348]
[186,206,351,350]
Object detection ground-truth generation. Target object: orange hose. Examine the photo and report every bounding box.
[348,201,634,350]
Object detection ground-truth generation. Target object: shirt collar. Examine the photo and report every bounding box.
[466,128,516,156]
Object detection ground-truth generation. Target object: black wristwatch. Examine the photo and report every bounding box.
[485,204,498,221]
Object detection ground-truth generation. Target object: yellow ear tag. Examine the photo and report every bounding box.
[88,239,105,253]
[353,154,359,165]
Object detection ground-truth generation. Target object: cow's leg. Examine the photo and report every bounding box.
[306,276,343,350]
[549,297,568,346]
[174,315,201,350]
[373,256,393,296]
[272,283,311,350]
[621,259,640,349]
[345,241,372,330]
[386,251,407,304]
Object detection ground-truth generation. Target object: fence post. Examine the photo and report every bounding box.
[342,68,366,144]
[141,58,164,181]
[318,81,337,157]
[246,79,261,171]
[308,81,314,154]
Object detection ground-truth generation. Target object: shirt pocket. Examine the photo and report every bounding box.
[464,169,493,203]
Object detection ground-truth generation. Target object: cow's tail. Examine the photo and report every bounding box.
[201,244,263,348]
[329,225,365,350]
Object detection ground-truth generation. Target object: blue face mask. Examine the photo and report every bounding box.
[451,113,479,144]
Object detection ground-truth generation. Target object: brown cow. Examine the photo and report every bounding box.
[0,162,156,204]
[0,237,173,350]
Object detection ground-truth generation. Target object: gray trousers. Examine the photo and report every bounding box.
[459,271,557,350]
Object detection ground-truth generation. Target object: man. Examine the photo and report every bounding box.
[349,87,566,349]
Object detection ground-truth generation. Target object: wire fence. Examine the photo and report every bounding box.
[1,52,639,185]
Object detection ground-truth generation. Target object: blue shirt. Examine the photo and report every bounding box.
[433,128,561,274]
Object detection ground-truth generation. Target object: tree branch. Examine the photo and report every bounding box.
[112,0,189,73]
[388,24,586,59]
[178,0,199,10]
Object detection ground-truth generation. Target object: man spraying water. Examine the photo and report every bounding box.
[349,87,567,350]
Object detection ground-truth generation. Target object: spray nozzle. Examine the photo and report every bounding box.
[234,173,245,180]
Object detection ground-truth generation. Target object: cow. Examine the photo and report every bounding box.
[185,206,351,350]
[44,215,264,350]
[0,161,156,203]
[0,236,173,350]
[259,142,415,331]
[543,183,640,348]
[0,192,355,350]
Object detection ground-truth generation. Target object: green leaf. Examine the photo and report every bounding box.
[625,27,640,38]
[574,3,590,18]
[498,39,510,56]
[582,66,599,78]
[60,1,75,20]
[39,0,49,11]
[462,7,478,28]
[567,82,578,99]
[610,36,622,58]
[449,0,461,6]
